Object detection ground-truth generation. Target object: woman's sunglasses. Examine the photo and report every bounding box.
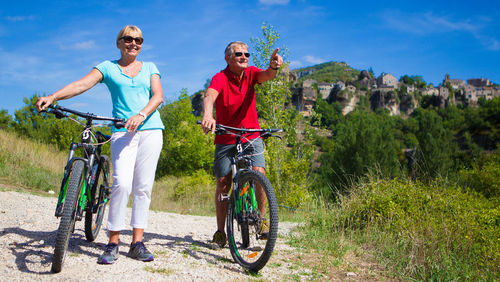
[120,36,143,45]
[234,52,250,58]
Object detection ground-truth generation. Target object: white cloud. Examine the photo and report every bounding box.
[258,0,290,5]
[488,39,500,51]
[67,102,90,110]
[73,40,97,50]
[58,40,97,51]
[382,11,481,35]
[382,10,499,51]
[289,60,303,68]
[474,34,500,51]
[5,15,35,22]
[303,55,325,65]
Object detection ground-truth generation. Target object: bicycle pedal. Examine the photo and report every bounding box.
[218,193,230,202]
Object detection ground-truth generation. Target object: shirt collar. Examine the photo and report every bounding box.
[224,66,246,85]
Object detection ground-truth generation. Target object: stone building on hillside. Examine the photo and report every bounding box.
[443,74,465,89]
[302,79,316,88]
[318,82,335,99]
[377,73,398,88]
[439,86,450,100]
[466,86,497,103]
[293,86,317,117]
[467,78,491,87]
[423,86,439,96]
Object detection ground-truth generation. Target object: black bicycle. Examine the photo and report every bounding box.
[201,122,282,271]
[44,105,125,273]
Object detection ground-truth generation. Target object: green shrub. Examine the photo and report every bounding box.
[157,90,214,177]
[300,178,499,280]
[173,169,214,201]
[458,149,500,198]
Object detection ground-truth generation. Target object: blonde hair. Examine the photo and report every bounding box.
[224,41,248,57]
[116,25,143,42]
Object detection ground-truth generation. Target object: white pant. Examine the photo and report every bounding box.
[107,130,163,231]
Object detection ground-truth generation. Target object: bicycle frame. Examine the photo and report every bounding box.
[50,105,124,220]
[55,123,104,220]
[230,135,259,225]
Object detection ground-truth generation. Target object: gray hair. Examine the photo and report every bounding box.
[224,41,248,57]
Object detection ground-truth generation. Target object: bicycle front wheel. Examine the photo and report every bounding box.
[52,160,85,273]
[226,170,278,272]
[85,155,110,241]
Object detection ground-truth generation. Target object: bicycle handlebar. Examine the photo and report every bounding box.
[48,105,126,129]
[196,121,283,139]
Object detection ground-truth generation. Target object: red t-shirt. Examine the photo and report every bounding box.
[208,66,262,144]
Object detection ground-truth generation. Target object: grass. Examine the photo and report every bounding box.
[143,266,175,275]
[0,129,66,193]
[294,176,499,281]
[3,128,497,280]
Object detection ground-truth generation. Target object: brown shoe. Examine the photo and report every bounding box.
[212,230,226,248]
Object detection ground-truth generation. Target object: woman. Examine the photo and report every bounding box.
[36,25,164,264]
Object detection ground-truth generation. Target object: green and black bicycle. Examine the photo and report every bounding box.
[202,122,282,272]
[44,105,125,273]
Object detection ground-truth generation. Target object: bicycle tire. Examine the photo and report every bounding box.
[52,160,85,273]
[226,170,278,272]
[84,155,110,241]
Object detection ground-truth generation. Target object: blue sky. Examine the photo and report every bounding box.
[1,0,499,116]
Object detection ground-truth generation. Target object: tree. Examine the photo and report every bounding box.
[411,108,457,178]
[0,109,13,130]
[250,23,313,207]
[311,99,344,129]
[316,110,401,198]
[399,75,426,88]
[12,94,81,150]
[156,89,214,177]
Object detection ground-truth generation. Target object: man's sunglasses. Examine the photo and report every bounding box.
[234,52,250,58]
[120,36,144,45]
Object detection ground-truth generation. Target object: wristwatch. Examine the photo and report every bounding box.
[139,112,147,119]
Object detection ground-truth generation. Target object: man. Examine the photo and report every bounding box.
[201,41,283,248]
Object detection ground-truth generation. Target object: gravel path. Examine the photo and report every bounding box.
[0,190,317,281]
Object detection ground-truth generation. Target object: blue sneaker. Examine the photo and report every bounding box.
[128,241,154,262]
[97,243,119,264]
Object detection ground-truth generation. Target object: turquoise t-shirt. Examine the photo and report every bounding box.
[95,60,165,132]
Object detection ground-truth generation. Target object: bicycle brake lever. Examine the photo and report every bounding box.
[114,120,126,129]
[49,108,68,119]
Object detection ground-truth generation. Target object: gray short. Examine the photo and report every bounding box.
[214,138,265,178]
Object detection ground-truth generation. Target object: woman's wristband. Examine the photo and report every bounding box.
[139,112,147,119]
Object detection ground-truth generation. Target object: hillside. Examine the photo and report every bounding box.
[292,61,361,84]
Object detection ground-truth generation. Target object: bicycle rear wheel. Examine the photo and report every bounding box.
[227,170,278,272]
[85,155,110,241]
[52,160,85,273]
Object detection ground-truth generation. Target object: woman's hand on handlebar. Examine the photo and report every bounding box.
[201,116,216,135]
[36,95,56,112]
[125,114,145,132]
